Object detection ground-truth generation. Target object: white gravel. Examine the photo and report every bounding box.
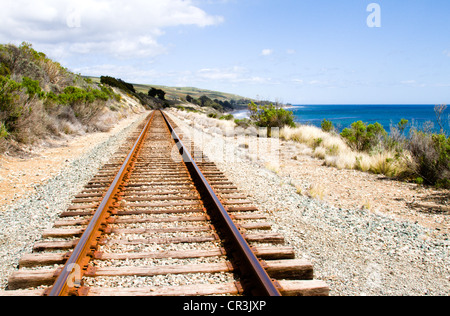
[0,112,149,290]
[168,109,450,296]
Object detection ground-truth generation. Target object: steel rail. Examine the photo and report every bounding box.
[48,111,156,296]
[160,110,282,296]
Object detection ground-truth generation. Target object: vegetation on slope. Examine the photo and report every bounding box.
[0,43,138,154]
[282,116,449,188]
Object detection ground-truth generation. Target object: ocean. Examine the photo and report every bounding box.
[232,104,450,134]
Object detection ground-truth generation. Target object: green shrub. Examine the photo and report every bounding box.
[398,119,409,134]
[436,178,450,189]
[321,119,334,132]
[234,118,252,129]
[248,101,295,130]
[56,86,111,105]
[341,121,387,152]
[100,76,136,94]
[407,131,450,186]
[0,122,8,138]
[21,77,45,99]
[313,138,323,149]
[220,114,234,121]
[0,75,23,128]
[0,44,125,150]
[248,101,296,137]
[0,62,10,77]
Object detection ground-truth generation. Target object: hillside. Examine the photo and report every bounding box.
[0,42,282,156]
[0,43,146,155]
[133,84,246,103]
[85,76,255,110]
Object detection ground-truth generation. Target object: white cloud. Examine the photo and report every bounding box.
[292,79,304,85]
[196,67,272,84]
[400,80,417,85]
[261,49,273,56]
[0,0,223,59]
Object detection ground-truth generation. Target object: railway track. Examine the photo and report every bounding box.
[0,110,329,296]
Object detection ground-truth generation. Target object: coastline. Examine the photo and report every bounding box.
[233,104,450,135]
[231,105,297,120]
[167,108,450,296]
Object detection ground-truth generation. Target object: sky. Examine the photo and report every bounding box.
[1,0,450,104]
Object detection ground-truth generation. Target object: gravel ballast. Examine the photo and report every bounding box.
[1,108,448,296]
[0,112,150,290]
[168,110,450,296]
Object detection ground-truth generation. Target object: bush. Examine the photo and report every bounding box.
[341,121,387,152]
[398,119,409,134]
[21,77,45,99]
[407,131,450,187]
[321,119,334,132]
[0,62,10,77]
[248,101,295,137]
[0,122,8,138]
[100,76,136,94]
[0,75,24,130]
[220,114,234,121]
[234,118,252,129]
[0,44,130,150]
[148,88,166,100]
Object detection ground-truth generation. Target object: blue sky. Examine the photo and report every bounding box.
[1,0,450,104]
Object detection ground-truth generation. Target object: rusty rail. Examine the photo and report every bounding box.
[48,112,155,296]
[48,110,281,296]
[0,109,330,297]
[160,111,281,296]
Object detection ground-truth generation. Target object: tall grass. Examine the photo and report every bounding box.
[173,101,450,188]
[280,125,412,177]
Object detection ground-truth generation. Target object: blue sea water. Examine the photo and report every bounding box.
[233,104,450,134]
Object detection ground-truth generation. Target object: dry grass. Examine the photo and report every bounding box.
[281,125,412,177]
[281,125,348,154]
[308,183,326,200]
[173,110,414,179]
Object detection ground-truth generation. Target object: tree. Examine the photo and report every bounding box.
[100,76,135,94]
[199,95,212,107]
[148,88,166,100]
[398,119,409,134]
[248,101,296,137]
